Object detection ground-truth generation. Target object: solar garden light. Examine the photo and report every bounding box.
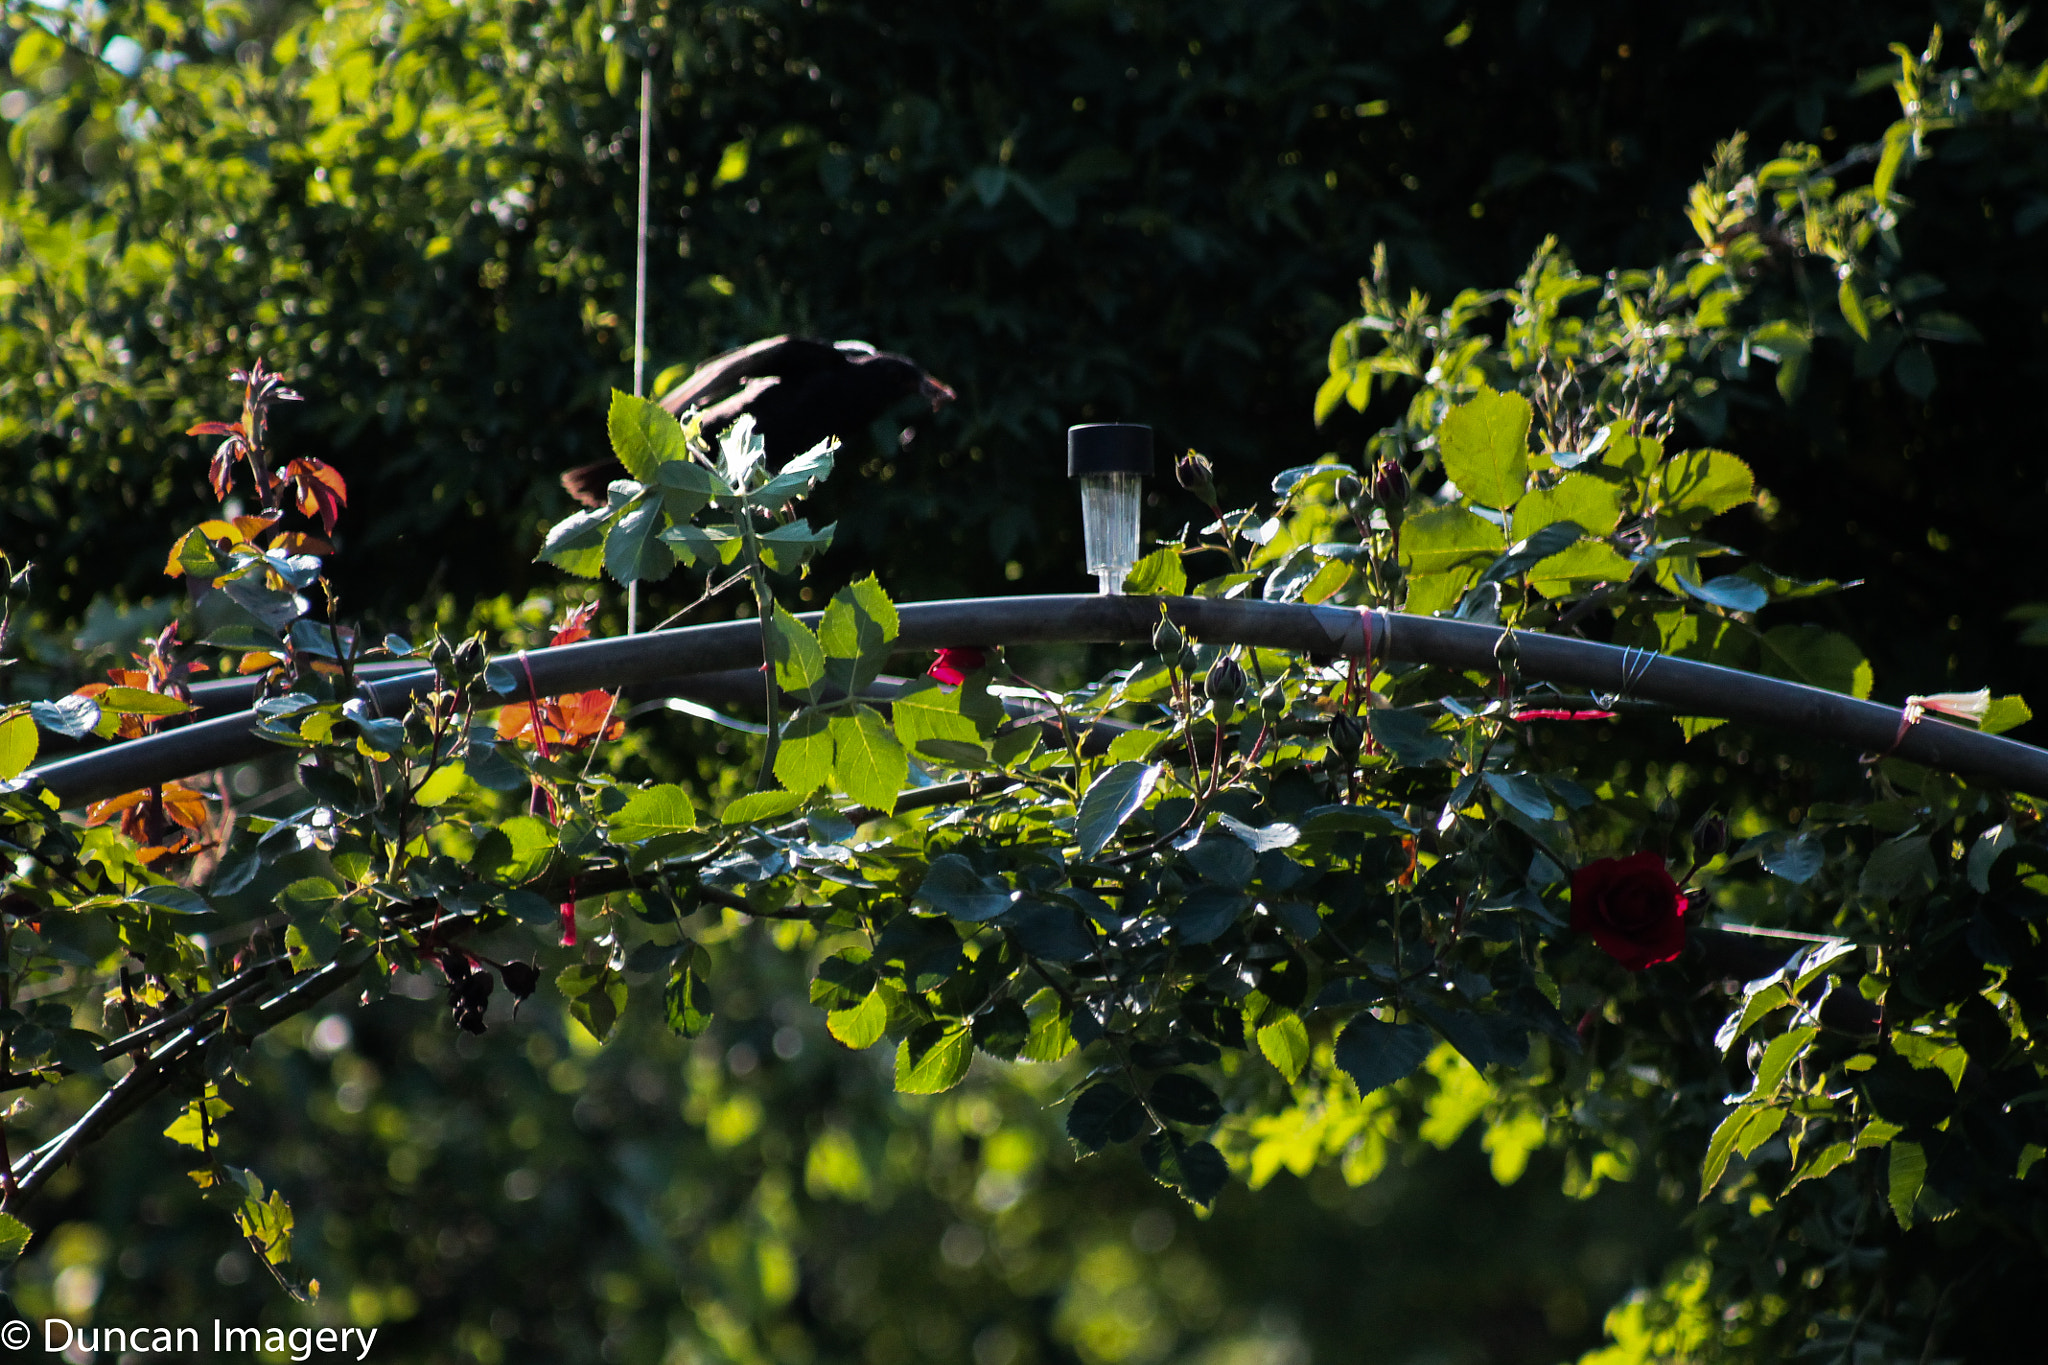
[1068,423,1154,596]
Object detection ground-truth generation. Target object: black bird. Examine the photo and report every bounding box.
[562,335,956,507]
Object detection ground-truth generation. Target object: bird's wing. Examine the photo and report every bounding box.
[694,375,783,433]
[658,336,844,414]
[830,339,880,359]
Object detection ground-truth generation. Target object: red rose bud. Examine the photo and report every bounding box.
[1570,852,1687,970]
[927,647,987,686]
[1327,711,1365,759]
[1370,457,1409,509]
[1176,452,1217,505]
[1693,813,1729,860]
[1204,656,1245,704]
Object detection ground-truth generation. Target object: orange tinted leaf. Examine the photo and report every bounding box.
[86,789,150,826]
[238,652,283,674]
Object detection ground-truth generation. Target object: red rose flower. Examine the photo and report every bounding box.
[1571,852,1688,969]
[927,647,986,686]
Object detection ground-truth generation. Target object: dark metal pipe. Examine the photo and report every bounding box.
[29,595,2048,805]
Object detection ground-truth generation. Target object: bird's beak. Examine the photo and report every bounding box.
[921,375,957,410]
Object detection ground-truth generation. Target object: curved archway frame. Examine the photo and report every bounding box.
[30,594,2048,804]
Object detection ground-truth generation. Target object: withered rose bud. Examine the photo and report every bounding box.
[1176,452,1217,506]
[498,959,541,1003]
[454,637,486,674]
[1153,616,1185,657]
[1327,711,1365,759]
[1204,656,1245,704]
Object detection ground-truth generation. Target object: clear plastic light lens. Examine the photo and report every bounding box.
[1079,473,1143,596]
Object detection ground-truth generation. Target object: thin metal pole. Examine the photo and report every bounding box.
[30,596,2048,804]
[627,57,653,637]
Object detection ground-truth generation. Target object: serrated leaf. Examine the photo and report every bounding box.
[663,947,714,1038]
[894,1023,973,1094]
[609,389,691,482]
[720,789,806,825]
[1333,1016,1433,1096]
[413,760,468,808]
[890,677,981,752]
[828,986,889,1050]
[830,706,908,813]
[604,498,676,585]
[0,712,36,781]
[1399,505,1505,578]
[611,783,699,839]
[1700,1103,1760,1198]
[820,575,899,693]
[96,686,192,717]
[1076,761,1164,858]
[1257,1010,1310,1083]
[1126,547,1187,596]
[1653,448,1754,521]
[914,855,1016,922]
[1888,1140,1926,1227]
[1142,1133,1229,1206]
[31,695,101,739]
[774,710,835,794]
[0,1212,29,1259]
[1067,1082,1149,1151]
[1511,473,1623,539]
[1438,387,1532,508]
[751,615,818,711]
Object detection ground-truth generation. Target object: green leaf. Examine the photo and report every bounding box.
[1699,1103,1760,1198]
[1860,834,1935,899]
[608,389,691,483]
[1257,1010,1311,1083]
[830,705,908,812]
[894,1023,973,1094]
[1749,1025,1817,1097]
[915,855,1016,922]
[767,607,827,699]
[1759,625,1873,698]
[1437,387,1532,508]
[774,710,835,794]
[0,712,37,781]
[96,686,193,717]
[1652,448,1754,521]
[1021,988,1076,1062]
[1838,278,1871,340]
[1106,729,1168,762]
[610,783,699,839]
[1891,1029,1968,1090]
[539,508,611,578]
[1983,695,2032,735]
[721,790,806,825]
[1888,1140,1926,1227]
[1510,473,1623,539]
[1785,1140,1856,1192]
[558,963,626,1044]
[828,986,889,1050]
[413,760,468,808]
[1142,1133,1229,1206]
[0,1212,30,1259]
[1333,1016,1433,1096]
[604,498,676,585]
[473,814,558,883]
[1399,505,1505,577]
[1076,761,1165,858]
[820,574,900,694]
[663,947,714,1038]
[1125,547,1187,596]
[890,677,981,753]
[756,519,835,574]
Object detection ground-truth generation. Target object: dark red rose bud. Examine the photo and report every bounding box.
[1204,656,1245,704]
[1694,814,1729,860]
[1571,853,1687,970]
[1327,711,1365,759]
[1370,457,1410,510]
[1176,452,1217,505]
